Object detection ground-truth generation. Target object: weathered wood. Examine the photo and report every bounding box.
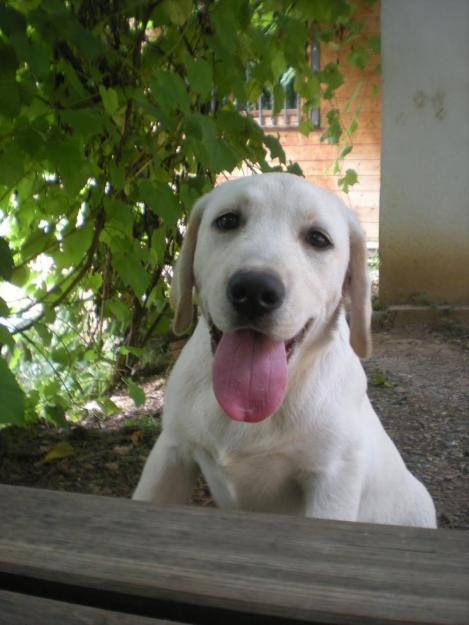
[0,589,188,625]
[0,484,468,625]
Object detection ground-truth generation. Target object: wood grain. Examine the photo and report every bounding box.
[0,485,468,625]
[0,590,188,625]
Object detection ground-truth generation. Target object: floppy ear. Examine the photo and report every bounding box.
[344,212,372,358]
[170,196,206,335]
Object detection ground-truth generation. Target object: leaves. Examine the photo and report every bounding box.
[370,374,395,389]
[127,379,146,407]
[99,86,120,116]
[137,180,179,227]
[56,225,94,269]
[338,168,358,192]
[150,70,190,114]
[0,237,14,281]
[41,441,74,463]
[112,249,150,300]
[0,0,375,428]
[157,0,193,26]
[186,59,213,98]
[0,358,25,426]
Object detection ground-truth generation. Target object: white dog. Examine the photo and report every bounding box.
[133,173,436,528]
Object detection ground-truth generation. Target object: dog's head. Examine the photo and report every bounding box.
[171,174,371,421]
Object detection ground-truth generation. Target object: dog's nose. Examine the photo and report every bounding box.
[227,271,285,319]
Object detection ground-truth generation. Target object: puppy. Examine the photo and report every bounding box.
[133,173,436,528]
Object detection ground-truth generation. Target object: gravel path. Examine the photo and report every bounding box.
[365,325,469,528]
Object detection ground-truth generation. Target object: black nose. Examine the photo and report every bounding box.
[227,271,285,319]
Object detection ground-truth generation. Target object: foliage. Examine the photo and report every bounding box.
[0,0,377,426]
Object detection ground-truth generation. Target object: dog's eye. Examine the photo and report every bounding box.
[214,212,240,231]
[305,229,332,249]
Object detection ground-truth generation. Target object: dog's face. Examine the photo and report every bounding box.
[171,174,371,421]
[193,175,350,349]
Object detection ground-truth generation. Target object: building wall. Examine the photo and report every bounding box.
[380,0,469,304]
[270,1,381,245]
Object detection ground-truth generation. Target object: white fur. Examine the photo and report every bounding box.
[133,174,436,528]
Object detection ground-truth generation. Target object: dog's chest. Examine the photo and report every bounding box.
[192,434,310,515]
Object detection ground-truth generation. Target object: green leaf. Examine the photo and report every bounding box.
[61,108,107,138]
[99,86,119,116]
[0,324,14,350]
[298,119,315,136]
[321,108,342,144]
[42,440,73,462]
[287,162,303,176]
[158,0,193,25]
[186,58,212,98]
[127,379,145,407]
[0,42,18,79]
[148,228,165,264]
[346,118,359,135]
[0,358,26,426]
[150,70,190,114]
[0,80,21,117]
[108,162,126,190]
[338,168,358,192]
[97,397,120,416]
[104,198,133,236]
[347,48,371,71]
[0,145,24,186]
[0,237,14,281]
[35,323,52,347]
[320,63,344,99]
[137,180,179,228]
[45,135,87,195]
[0,5,27,36]
[14,126,44,156]
[51,347,71,366]
[263,135,285,163]
[113,250,150,299]
[370,374,394,389]
[184,113,238,172]
[57,224,94,269]
[210,4,239,55]
[338,145,353,160]
[10,265,29,287]
[119,345,144,357]
[217,110,247,136]
[296,0,334,21]
[0,297,10,316]
[27,40,51,81]
[104,298,131,323]
[343,80,363,113]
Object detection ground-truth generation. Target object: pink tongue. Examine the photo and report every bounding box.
[213,329,288,423]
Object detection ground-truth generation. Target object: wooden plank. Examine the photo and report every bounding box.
[0,589,188,625]
[0,485,468,625]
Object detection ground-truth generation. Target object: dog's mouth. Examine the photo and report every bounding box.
[209,318,313,361]
[209,318,313,424]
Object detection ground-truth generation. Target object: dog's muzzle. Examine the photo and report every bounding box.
[227,270,285,321]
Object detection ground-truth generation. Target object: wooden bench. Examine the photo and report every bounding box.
[0,484,468,625]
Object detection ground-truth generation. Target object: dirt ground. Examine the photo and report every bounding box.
[1,323,468,529]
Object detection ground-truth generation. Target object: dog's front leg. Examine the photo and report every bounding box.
[300,467,363,522]
[133,432,197,505]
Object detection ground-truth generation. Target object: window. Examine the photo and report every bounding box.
[248,41,320,129]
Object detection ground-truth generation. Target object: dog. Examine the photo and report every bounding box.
[133,173,436,528]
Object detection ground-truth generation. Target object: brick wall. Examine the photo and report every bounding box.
[268,2,381,246]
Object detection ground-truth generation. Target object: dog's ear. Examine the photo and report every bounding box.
[343,212,372,358]
[170,196,207,335]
